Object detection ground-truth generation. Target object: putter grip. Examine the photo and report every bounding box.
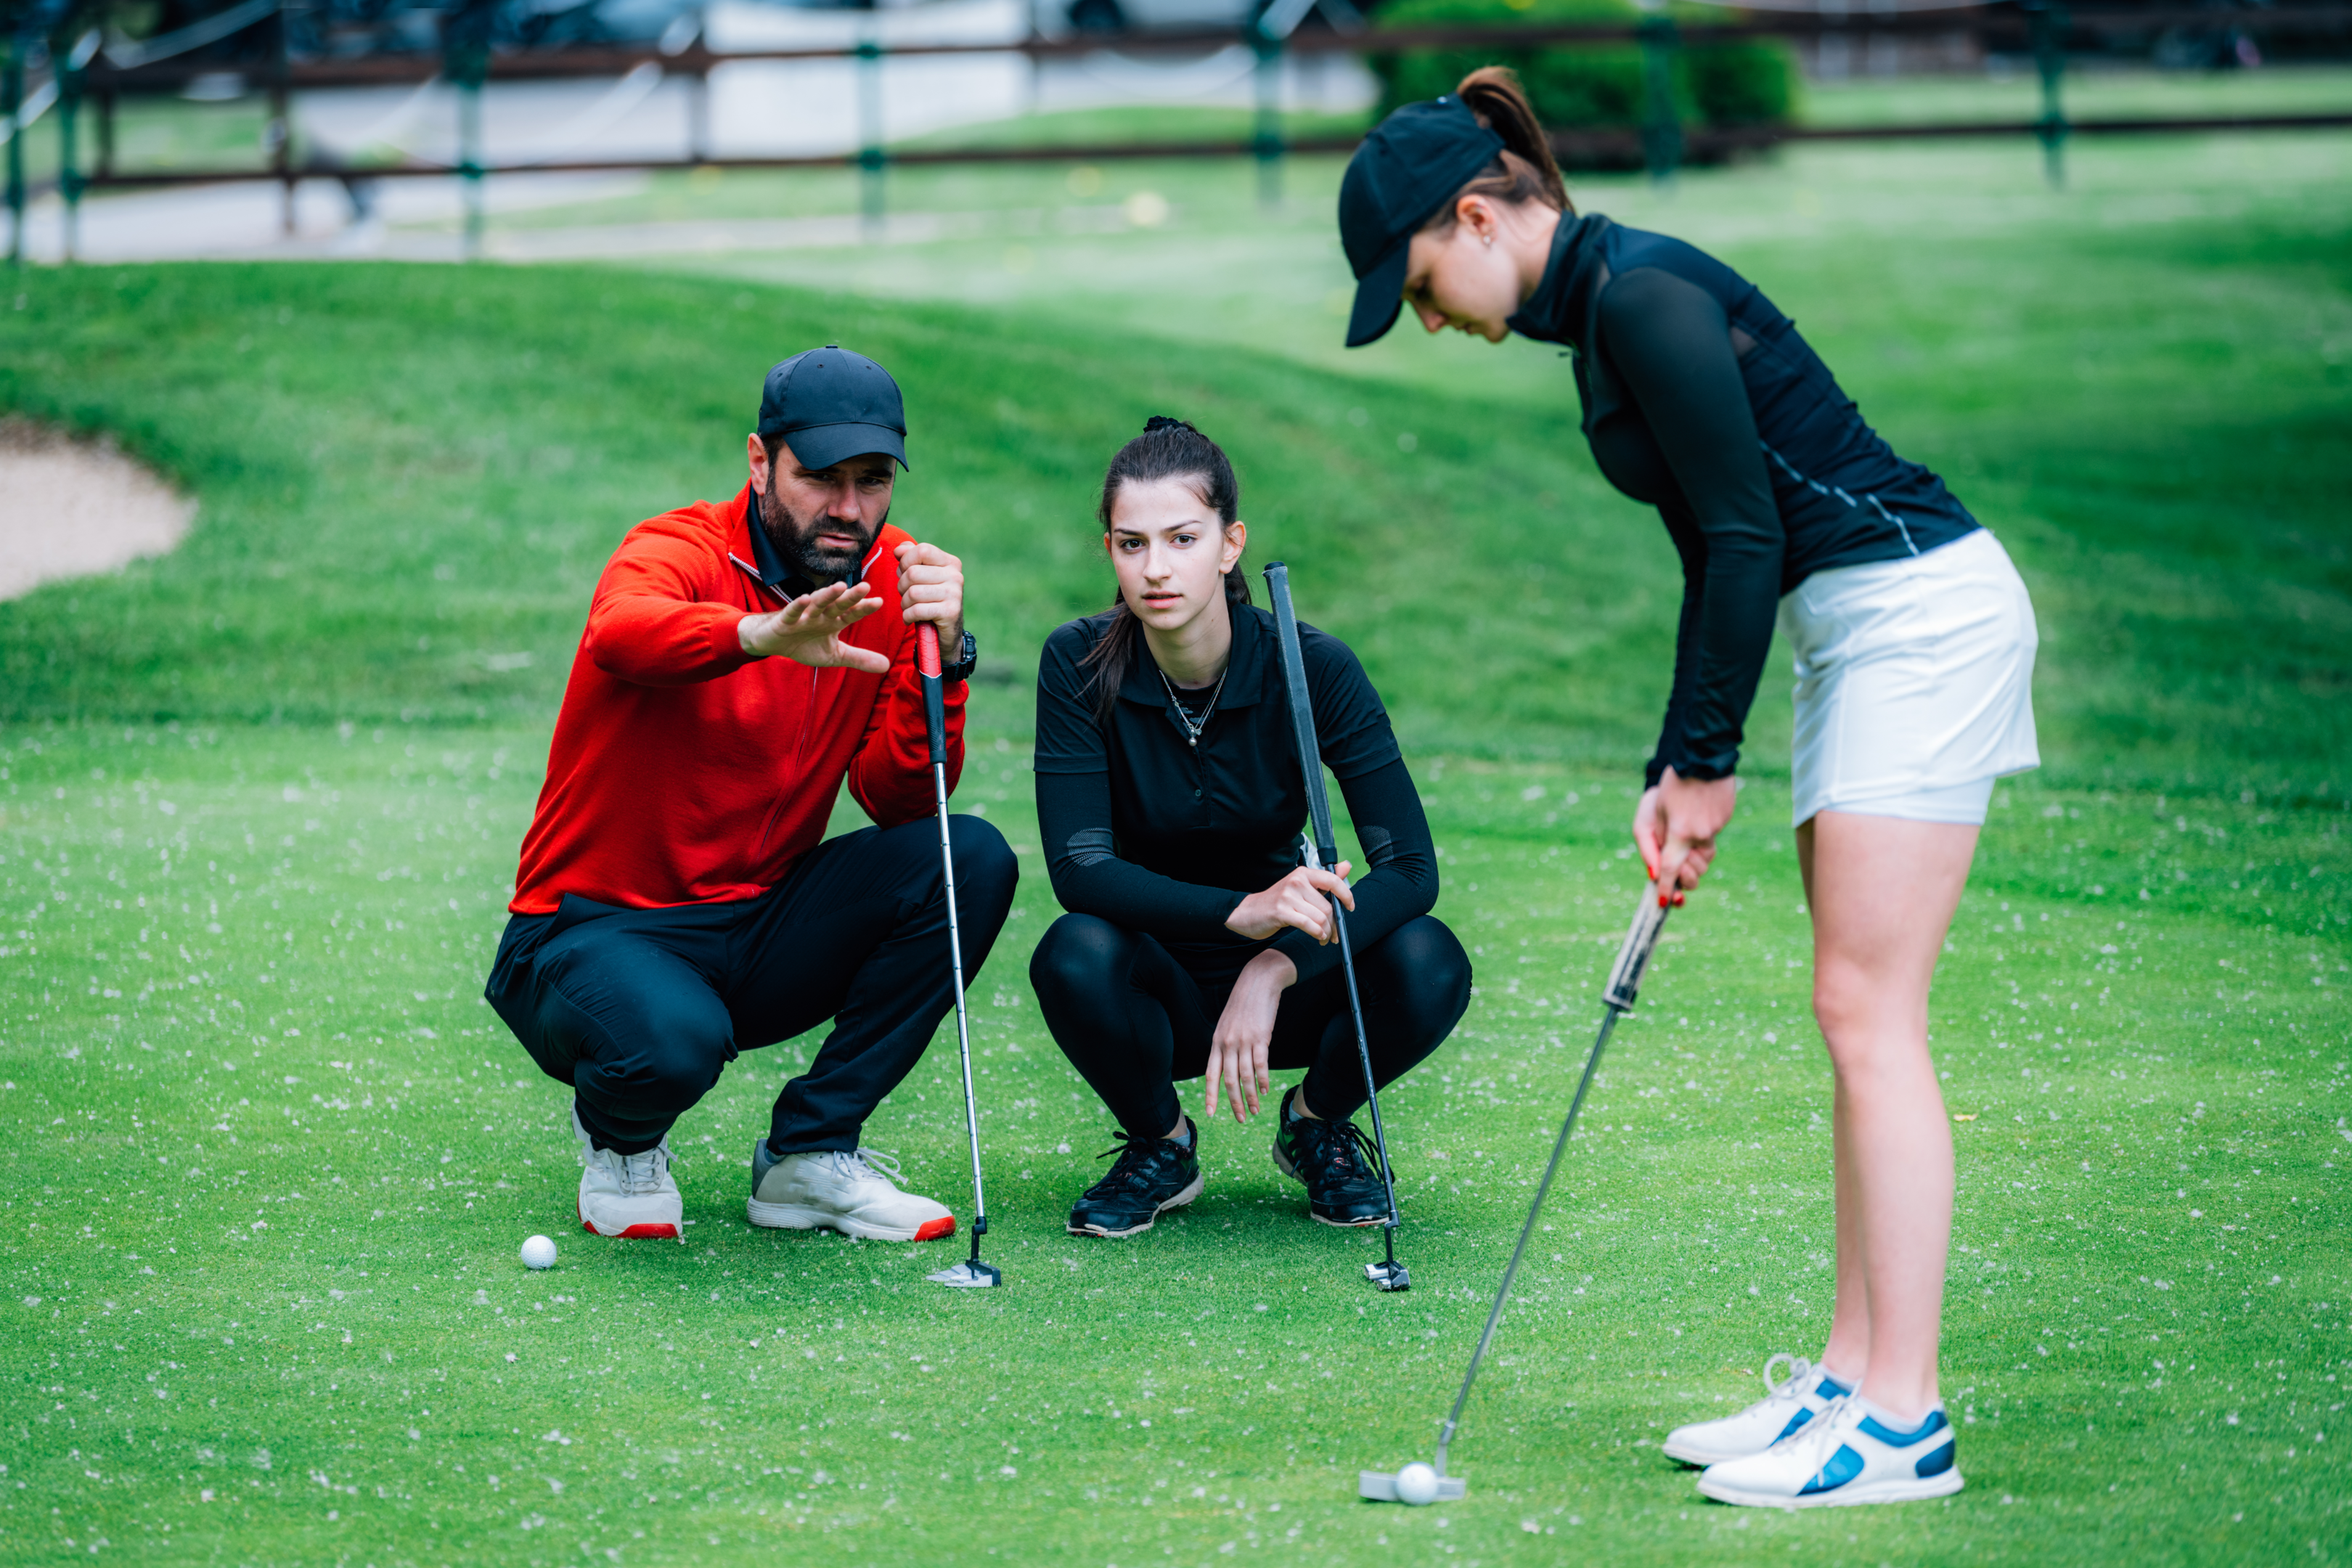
[1262,563,1339,856]
[1604,882,1673,1013]
[915,622,947,766]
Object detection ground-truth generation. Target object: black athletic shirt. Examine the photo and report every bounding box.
[1506,213,1981,786]
[1032,600,1439,986]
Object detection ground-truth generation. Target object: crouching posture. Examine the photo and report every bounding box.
[1029,417,1470,1238]
[486,346,1014,1243]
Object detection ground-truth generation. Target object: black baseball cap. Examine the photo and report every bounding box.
[1338,97,1506,348]
[756,345,910,472]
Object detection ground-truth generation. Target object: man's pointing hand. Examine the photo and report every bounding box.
[738,581,889,673]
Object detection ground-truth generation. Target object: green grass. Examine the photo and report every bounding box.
[4,126,2350,1565]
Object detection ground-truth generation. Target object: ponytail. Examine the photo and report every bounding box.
[1424,65,1571,232]
[1079,415,1251,724]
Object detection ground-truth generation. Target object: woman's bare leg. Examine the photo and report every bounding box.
[1799,820,1872,1386]
[1800,810,1980,1422]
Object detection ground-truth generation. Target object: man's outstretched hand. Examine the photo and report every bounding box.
[738,581,889,672]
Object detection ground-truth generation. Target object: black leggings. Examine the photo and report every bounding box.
[1029,912,1471,1140]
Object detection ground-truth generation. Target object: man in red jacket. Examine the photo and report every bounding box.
[486,346,1016,1244]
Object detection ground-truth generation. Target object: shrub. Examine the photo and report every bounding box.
[1366,0,1800,136]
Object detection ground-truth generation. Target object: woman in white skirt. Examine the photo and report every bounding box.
[1334,68,2038,1508]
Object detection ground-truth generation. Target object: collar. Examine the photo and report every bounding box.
[1116,597,1270,711]
[732,489,824,602]
[1506,211,1628,437]
[1506,210,1613,351]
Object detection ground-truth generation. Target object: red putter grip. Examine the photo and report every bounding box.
[916,622,942,678]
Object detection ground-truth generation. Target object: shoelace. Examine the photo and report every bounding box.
[1297,1115,1383,1185]
[825,1148,905,1188]
[1771,1392,1861,1465]
[617,1142,671,1196]
[1760,1352,1818,1408]
[1091,1130,1185,1193]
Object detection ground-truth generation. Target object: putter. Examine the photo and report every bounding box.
[911,618,1002,1290]
[1360,879,1674,1502]
[1262,561,1410,1293]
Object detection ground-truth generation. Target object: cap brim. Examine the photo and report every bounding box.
[769,422,910,473]
[1345,244,1412,349]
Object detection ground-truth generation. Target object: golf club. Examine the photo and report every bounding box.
[1262,560,1410,1294]
[912,617,1002,1290]
[1360,878,1675,1502]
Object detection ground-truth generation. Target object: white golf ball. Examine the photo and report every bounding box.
[520,1235,558,1270]
[1393,1461,1440,1506]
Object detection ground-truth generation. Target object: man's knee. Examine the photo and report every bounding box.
[947,814,1018,918]
[540,960,732,1117]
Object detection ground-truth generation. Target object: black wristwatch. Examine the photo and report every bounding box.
[941,630,979,685]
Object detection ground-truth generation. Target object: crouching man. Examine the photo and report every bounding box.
[486,346,1015,1244]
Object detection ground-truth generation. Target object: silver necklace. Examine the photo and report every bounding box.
[1159,666,1228,750]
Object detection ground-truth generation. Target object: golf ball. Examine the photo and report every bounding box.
[520,1234,558,1270]
[1393,1461,1440,1507]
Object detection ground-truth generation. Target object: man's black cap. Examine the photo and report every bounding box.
[756,345,910,472]
[1338,97,1505,348]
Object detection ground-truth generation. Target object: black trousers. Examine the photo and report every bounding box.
[486,817,1017,1156]
[1029,912,1471,1140]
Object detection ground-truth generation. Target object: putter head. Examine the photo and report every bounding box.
[1357,1469,1467,1503]
[1365,1260,1411,1291]
[928,1259,1002,1289]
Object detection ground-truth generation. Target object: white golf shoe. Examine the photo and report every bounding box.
[747,1142,955,1242]
[1696,1394,1963,1508]
[1663,1353,1853,1466]
[572,1106,682,1240]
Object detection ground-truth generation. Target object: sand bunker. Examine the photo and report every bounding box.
[0,420,196,601]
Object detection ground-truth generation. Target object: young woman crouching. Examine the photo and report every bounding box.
[1029,417,1471,1238]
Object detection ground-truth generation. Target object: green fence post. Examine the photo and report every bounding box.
[59,31,87,262]
[1638,9,1681,186]
[857,35,885,240]
[446,0,491,258]
[269,0,294,234]
[4,30,23,268]
[1249,20,1283,211]
[2028,0,2067,188]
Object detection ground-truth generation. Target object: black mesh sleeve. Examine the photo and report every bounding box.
[1035,769,1246,942]
[1599,266,1785,783]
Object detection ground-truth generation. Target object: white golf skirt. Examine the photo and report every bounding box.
[1780,528,2041,828]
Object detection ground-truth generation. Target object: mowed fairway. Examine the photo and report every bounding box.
[3,130,2350,1567]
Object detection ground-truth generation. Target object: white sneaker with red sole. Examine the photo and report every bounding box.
[573,1105,682,1239]
[748,1143,955,1242]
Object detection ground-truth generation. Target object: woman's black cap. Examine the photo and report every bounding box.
[757,345,910,472]
[1338,96,1506,348]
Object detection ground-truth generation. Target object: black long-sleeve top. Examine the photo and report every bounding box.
[1032,600,1440,987]
[1505,213,1981,785]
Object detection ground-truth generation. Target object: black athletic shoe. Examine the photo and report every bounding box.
[1066,1124,1205,1238]
[1270,1088,1392,1227]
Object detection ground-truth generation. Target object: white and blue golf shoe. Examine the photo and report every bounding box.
[1662,1354,1853,1466]
[1696,1393,1964,1508]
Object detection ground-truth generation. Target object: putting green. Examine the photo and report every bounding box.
[1,124,2347,1565]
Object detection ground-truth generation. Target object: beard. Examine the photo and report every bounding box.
[759,473,885,584]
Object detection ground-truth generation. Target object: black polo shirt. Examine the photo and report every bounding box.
[1034,600,1429,984]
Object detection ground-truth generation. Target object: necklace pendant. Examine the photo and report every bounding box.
[1186,736,1196,748]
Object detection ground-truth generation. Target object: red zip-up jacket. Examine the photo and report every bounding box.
[509,486,963,915]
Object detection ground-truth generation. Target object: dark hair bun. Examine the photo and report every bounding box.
[1143,415,1194,434]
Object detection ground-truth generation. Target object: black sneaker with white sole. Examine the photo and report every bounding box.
[1066,1122,1204,1238]
[1270,1087,1392,1227]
